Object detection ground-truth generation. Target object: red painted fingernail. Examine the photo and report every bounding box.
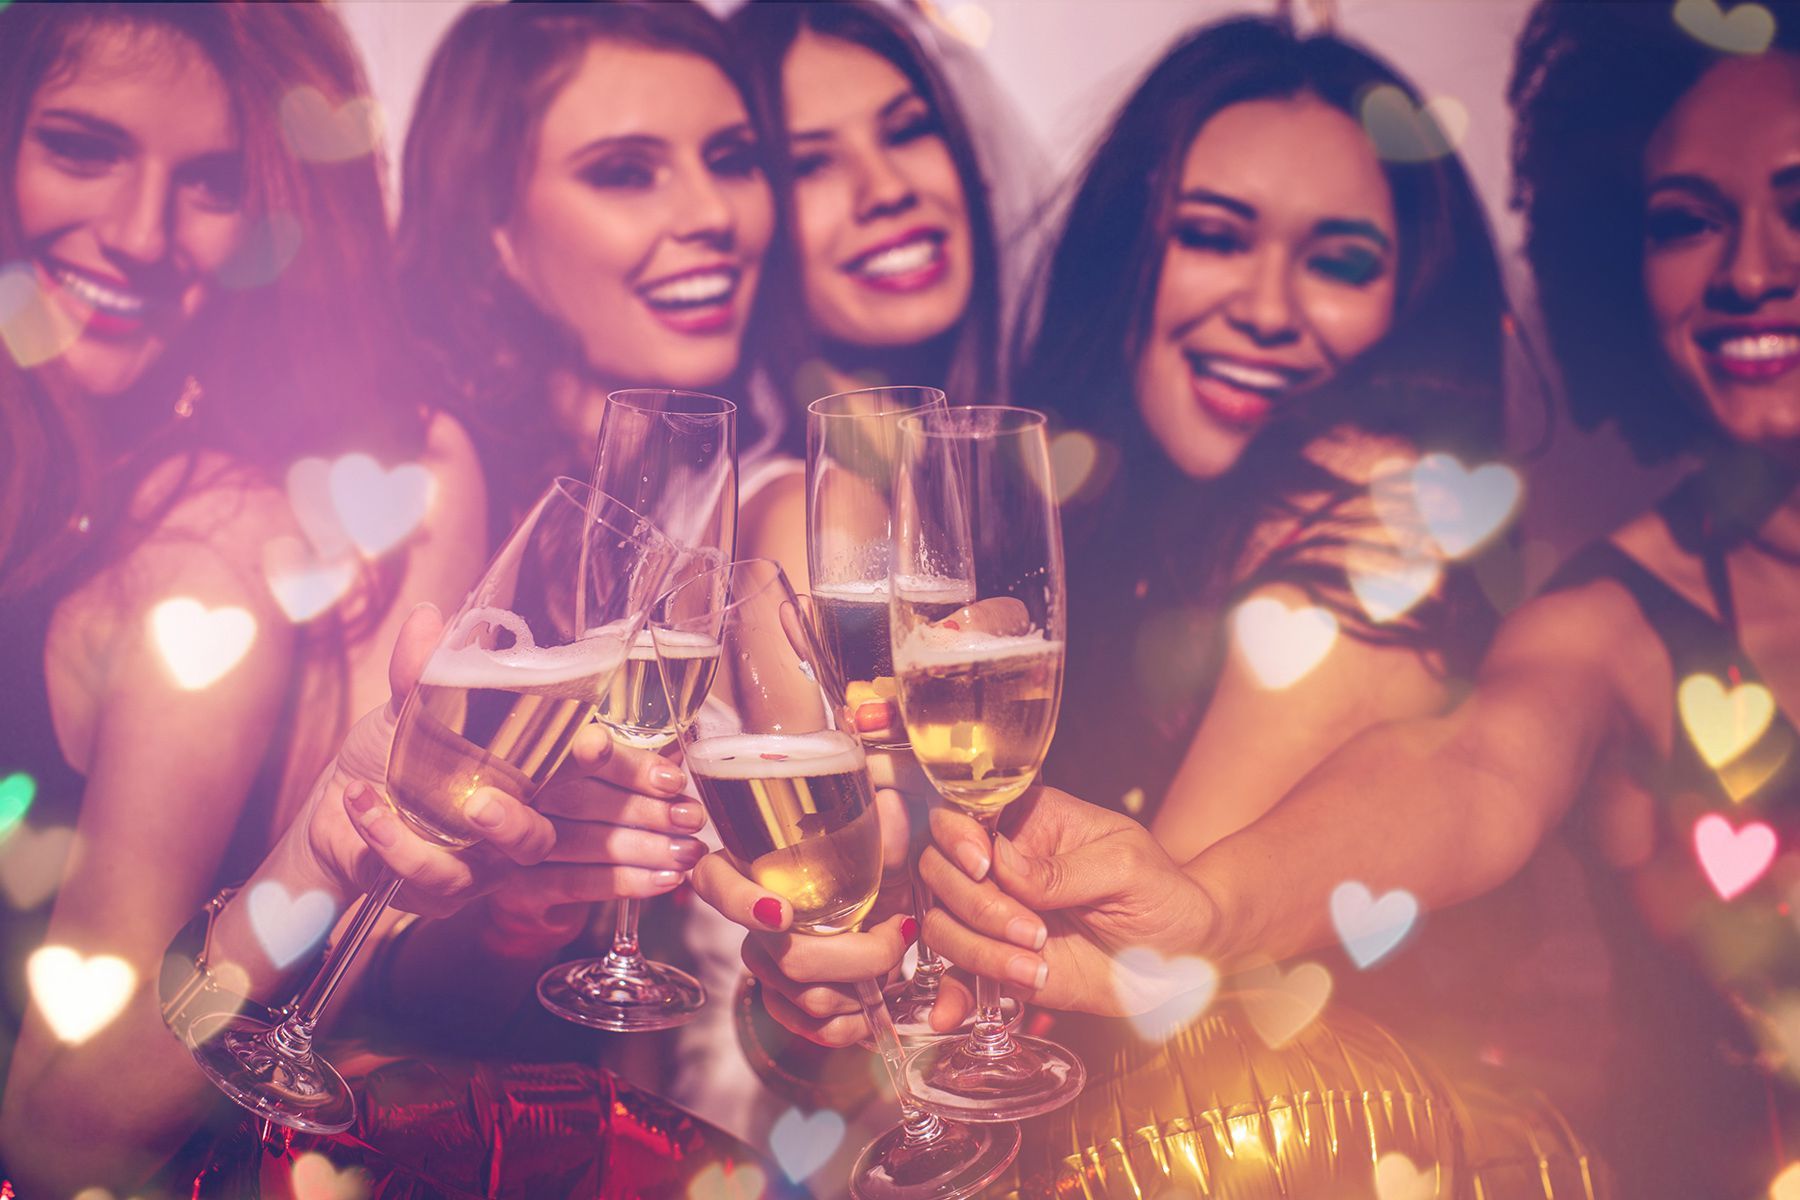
[753,897,783,928]
[346,783,376,815]
[901,917,919,944]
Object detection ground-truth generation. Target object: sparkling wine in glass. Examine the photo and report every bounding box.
[184,481,674,1133]
[890,406,1085,1121]
[658,559,1018,1200]
[538,389,735,1032]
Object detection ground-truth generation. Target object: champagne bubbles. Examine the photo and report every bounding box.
[149,597,257,690]
[27,945,134,1044]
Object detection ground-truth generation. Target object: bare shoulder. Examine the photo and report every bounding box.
[1237,428,1422,578]
[1301,426,1419,484]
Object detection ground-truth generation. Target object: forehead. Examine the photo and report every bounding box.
[32,21,236,150]
[1645,52,1800,183]
[1180,95,1393,222]
[535,40,745,155]
[781,30,912,127]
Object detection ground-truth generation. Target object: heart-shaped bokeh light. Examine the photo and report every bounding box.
[769,1107,845,1182]
[1232,595,1338,689]
[150,597,257,690]
[28,945,134,1044]
[1679,673,1775,770]
[1359,84,1469,163]
[1330,880,1420,969]
[1693,813,1777,901]
[1673,0,1776,55]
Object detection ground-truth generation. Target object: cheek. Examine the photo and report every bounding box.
[1642,250,1711,344]
[1299,282,1396,363]
[795,180,847,271]
[181,211,249,276]
[905,143,967,223]
[735,181,776,261]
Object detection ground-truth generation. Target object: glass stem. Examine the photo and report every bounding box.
[604,898,646,973]
[967,810,1014,1059]
[275,871,404,1048]
[907,862,945,988]
[854,976,946,1146]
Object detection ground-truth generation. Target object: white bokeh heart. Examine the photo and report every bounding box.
[286,457,356,560]
[1359,84,1469,164]
[248,880,337,969]
[1349,554,1442,624]
[1679,673,1775,770]
[1694,813,1777,901]
[279,87,381,163]
[1407,454,1521,560]
[150,597,256,690]
[263,535,357,624]
[28,945,134,1044]
[1113,946,1219,1040]
[0,260,84,368]
[1232,595,1338,689]
[290,1151,372,1200]
[1374,1151,1440,1200]
[769,1107,845,1182]
[688,1161,768,1200]
[1674,0,1776,55]
[1236,960,1332,1049]
[0,824,77,910]
[327,453,433,558]
[1330,881,1420,969]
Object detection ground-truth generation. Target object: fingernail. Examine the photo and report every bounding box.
[651,764,686,794]
[464,791,502,830]
[346,783,377,815]
[365,815,401,849]
[670,803,706,831]
[753,897,783,928]
[652,870,682,888]
[954,841,990,881]
[901,917,919,944]
[670,838,704,867]
[1006,916,1046,951]
[1007,954,1047,990]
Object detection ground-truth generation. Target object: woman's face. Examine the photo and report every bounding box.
[495,41,773,392]
[781,30,973,351]
[1135,95,1399,480]
[14,22,246,398]
[1642,52,1800,458]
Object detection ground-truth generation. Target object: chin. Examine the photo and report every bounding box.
[38,343,156,400]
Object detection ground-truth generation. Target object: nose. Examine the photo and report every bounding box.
[851,145,915,223]
[97,164,172,268]
[1224,248,1300,347]
[671,164,736,247]
[1710,208,1800,312]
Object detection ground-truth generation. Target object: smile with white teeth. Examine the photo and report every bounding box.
[1712,332,1800,362]
[850,237,939,279]
[1186,353,1298,394]
[641,269,736,308]
[51,264,146,317]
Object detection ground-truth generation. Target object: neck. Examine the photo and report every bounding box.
[1696,443,1800,556]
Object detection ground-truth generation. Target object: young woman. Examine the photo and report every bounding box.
[692,11,1510,1050]
[0,6,684,1192]
[727,0,1018,588]
[913,3,1800,1194]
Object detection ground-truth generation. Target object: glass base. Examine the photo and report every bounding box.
[885,976,1019,1042]
[851,1114,1019,1200]
[537,955,705,1032]
[902,1031,1085,1122]
[187,1012,355,1134]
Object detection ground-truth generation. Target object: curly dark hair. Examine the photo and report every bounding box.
[1509,0,1800,464]
[727,0,1004,443]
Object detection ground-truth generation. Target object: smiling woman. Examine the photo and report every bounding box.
[396,0,776,541]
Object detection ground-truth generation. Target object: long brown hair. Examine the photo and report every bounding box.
[0,2,423,600]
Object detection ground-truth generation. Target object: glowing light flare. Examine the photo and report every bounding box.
[27,945,134,1045]
[287,456,357,560]
[279,87,381,163]
[1693,812,1777,900]
[1235,960,1332,1049]
[1374,1151,1439,1200]
[1775,1162,1800,1200]
[328,453,434,558]
[1329,881,1420,969]
[0,260,83,368]
[1121,786,1146,816]
[919,0,994,49]
[0,824,75,910]
[1348,553,1442,624]
[149,597,257,690]
[1231,595,1338,690]
[216,212,302,290]
[1358,84,1469,164]
[263,535,357,624]
[1112,946,1219,1042]
[247,880,338,969]
[1049,430,1098,503]
[688,1161,768,1200]
[1674,0,1776,56]
[769,1107,846,1182]
[1405,453,1522,560]
[0,772,36,840]
[290,1151,373,1200]
[1679,672,1776,769]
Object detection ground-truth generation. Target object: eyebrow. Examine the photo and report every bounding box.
[1647,173,1728,204]
[1178,189,1393,249]
[789,88,921,143]
[567,133,667,164]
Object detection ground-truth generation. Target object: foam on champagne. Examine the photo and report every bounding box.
[684,730,866,779]
[893,627,1064,671]
[421,607,625,694]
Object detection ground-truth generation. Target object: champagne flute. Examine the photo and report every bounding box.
[184,480,675,1133]
[539,388,735,1032]
[889,407,1085,1121]
[656,559,1018,1200]
[806,386,960,1040]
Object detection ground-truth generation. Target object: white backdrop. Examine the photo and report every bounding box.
[334,0,1676,571]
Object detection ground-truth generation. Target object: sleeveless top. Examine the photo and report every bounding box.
[1527,495,1800,1198]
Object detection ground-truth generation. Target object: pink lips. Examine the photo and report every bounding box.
[636,263,741,336]
[36,257,148,341]
[1697,324,1800,383]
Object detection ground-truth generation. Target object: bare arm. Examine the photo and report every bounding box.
[738,468,809,593]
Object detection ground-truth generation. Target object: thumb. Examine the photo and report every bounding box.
[990,831,1114,911]
[388,603,444,716]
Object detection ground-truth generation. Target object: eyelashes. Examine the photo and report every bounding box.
[1171,221,1388,288]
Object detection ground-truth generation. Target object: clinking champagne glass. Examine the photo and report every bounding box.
[890,407,1085,1121]
[185,480,675,1133]
[656,559,1018,1200]
[806,386,960,1040]
[538,389,735,1032]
